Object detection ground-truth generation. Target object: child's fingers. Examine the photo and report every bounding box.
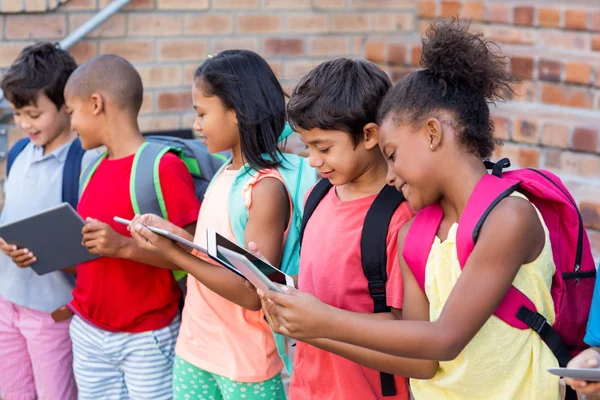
[578,382,600,395]
[13,251,34,264]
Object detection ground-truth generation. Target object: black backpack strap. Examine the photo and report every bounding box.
[361,184,405,397]
[299,178,333,244]
[516,306,572,367]
[62,138,86,210]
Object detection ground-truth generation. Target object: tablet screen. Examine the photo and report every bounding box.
[211,231,287,285]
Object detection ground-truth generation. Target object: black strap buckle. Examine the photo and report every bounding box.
[368,280,386,300]
[517,306,550,335]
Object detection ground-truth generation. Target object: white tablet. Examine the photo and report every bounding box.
[548,367,600,381]
[113,216,208,254]
[206,228,294,288]
[218,247,282,293]
[0,203,100,275]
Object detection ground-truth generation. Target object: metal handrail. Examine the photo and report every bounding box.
[0,0,131,106]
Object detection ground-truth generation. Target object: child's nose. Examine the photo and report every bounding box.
[386,168,396,187]
[308,152,323,168]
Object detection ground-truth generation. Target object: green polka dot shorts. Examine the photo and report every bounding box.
[173,355,286,400]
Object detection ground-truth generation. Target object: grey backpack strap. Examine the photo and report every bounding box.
[79,152,107,199]
[131,141,171,218]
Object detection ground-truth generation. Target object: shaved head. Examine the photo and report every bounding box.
[65,54,143,114]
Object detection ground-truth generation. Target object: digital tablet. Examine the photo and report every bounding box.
[0,203,99,275]
[206,228,293,287]
[548,367,600,381]
[113,217,208,254]
[218,247,282,293]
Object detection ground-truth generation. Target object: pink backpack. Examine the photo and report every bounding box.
[403,158,596,368]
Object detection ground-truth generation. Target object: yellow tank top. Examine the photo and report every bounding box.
[410,194,561,400]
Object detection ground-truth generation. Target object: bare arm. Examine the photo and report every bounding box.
[303,308,438,379]
[130,178,289,311]
[264,197,546,362]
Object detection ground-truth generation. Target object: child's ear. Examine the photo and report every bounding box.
[424,118,442,151]
[362,122,380,150]
[90,93,104,116]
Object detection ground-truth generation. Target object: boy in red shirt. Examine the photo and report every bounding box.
[63,55,200,400]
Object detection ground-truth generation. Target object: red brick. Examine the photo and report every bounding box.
[263,0,309,9]
[211,38,259,54]
[513,119,539,144]
[0,42,32,68]
[441,1,460,18]
[539,31,588,51]
[592,35,600,52]
[488,4,510,24]
[158,91,192,112]
[313,0,345,8]
[98,0,154,9]
[588,229,600,262]
[411,46,422,66]
[263,38,305,57]
[492,116,511,140]
[373,14,414,32]
[560,152,600,177]
[538,7,561,28]
[237,15,281,34]
[463,2,485,21]
[365,42,386,63]
[350,0,413,10]
[137,65,182,89]
[387,43,406,65]
[418,1,436,18]
[572,127,599,152]
[139,115,180,132]
[69,13,126,38]
[60,0,97,10]
[184,14,233,35]
[158,39,208,62]
[268,61,282,76]
[514,7,534,26]
[286,14,328,33]
[129,13,181,36]
[5,14,66,40]
[538,60,562,82]
[541,123,570,148]
[309,37,350,57]
[283,60,318,79]
[68,40,97,64]
[140,93,153,115]
[564,9,588,30]
[518,147,540,168]
[581,202,600,230]
[25,0,47,11]
[212,0,258,9]
[1,0,23,12]
[591,11,600,32]
[487,26,535,46]
[565,62,592,85]
[542,84,594,109]
[511,81,538,103]
[157,0,208,9]
[100,40,154,62]
[511,57,534,80]
[183,64,198,86]
[332,14,370,32]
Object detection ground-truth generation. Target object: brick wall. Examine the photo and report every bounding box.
[0,0,598,262]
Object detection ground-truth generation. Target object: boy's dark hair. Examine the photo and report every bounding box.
[377,19,516,160]
[1,42,77,110]
[287,58,392,146]
[194,49,285,171]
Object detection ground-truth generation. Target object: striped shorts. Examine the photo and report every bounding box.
[70,314,180,400]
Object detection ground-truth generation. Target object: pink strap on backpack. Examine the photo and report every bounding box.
[403,174,536,330]
[403,203,443,290]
